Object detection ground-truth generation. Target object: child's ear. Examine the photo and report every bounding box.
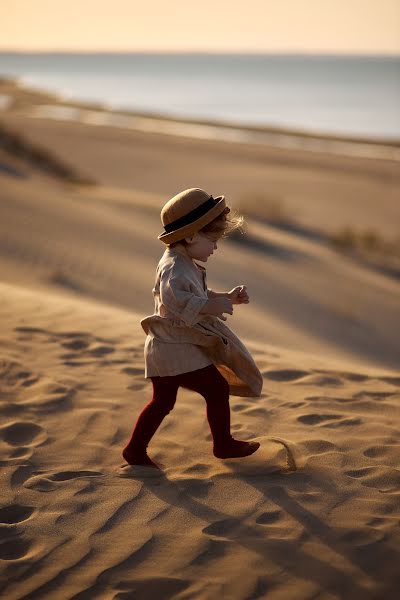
[184,235,195,244]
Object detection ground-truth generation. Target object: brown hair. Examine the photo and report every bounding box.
[169,206,245,247]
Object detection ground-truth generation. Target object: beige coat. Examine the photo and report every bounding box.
[140,243,263,397]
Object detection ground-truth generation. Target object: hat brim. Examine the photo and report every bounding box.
[158,196,226,244]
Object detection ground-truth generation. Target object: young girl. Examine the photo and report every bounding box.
[123,187,263,470]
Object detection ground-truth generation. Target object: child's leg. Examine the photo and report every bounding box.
[178,364,260,459]
[122,363,260,467]
[123,377,179,468]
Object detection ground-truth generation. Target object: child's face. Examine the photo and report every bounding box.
[184,231,219,262]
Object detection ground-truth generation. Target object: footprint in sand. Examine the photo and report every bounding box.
[0,358,76,415]
[122,366,146,390]
[9,446,32,459]
[17,328,117,365]
[262,369,310,382]
[48,470,104,481]
[0,504,35,524]
[0,537,33,560]
[344,466,400,492]
[363,444,400,459]
[302,439,337,454]
[121,367,144,376]
[282,401,306,409]
[297,413,363,428]
[10,464,37,488]
[60,338,90,350]
[231,402,249,412]
[63,359,94,368]
[297,413,342,425]
[256,509,283,524]
[365,446,387,459]
[88,344,115,357]
[127,382,146,391]
[56,331,94,339]
[23,470,105,492]
[20,376,40,388]
[0,421,47,447]
[61,345,115,364]
[24,383,75,413]
[202,518,238,538]
[16,326,123,371]
[0,359,36,388]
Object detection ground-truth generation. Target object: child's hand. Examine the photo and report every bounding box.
[214,297,234,321]
[228,286,249,305]
[201,297,233,321]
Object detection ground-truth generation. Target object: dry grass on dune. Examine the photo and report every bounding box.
[329,226,400,256]
[233,192,400,281]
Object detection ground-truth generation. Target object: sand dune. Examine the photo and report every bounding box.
[1,280,399,599]
[4,111,400,239]
[1,94,400,598]
[1,169,400,371]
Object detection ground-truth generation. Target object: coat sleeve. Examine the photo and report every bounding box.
[160,268,209,326]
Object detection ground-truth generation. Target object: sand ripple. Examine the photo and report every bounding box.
[1,281,399,599]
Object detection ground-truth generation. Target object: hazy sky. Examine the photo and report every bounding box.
[1,0,399,54]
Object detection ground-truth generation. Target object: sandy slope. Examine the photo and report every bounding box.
[4,113,400,239]
[1,169,400,371]
[1,105,400,598]
[1,280,400,599]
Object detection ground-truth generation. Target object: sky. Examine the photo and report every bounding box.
[1,0,399,55]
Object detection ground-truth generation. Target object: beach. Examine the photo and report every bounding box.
[1,79,400,599]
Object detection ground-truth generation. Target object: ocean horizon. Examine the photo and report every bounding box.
[0,51,399,140]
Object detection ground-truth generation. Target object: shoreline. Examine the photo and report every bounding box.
[1,77,399,162]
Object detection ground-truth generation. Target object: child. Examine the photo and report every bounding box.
[123,187,263,470]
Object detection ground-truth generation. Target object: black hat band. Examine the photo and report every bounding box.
[164,196,218,234]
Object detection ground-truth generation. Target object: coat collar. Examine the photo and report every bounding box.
[166,243,206,272]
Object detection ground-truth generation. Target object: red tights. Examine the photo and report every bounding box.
[122,364,259,467]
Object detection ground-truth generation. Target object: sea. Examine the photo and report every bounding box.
[0,52,399,141]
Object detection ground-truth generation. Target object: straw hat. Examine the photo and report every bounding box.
[158,188,226,244]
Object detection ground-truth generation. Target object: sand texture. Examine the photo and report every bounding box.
[1,281,399,599]
[1,84,400,599]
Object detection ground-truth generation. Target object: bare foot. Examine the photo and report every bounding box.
[122,447,161,470]
[213,440,260,459]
